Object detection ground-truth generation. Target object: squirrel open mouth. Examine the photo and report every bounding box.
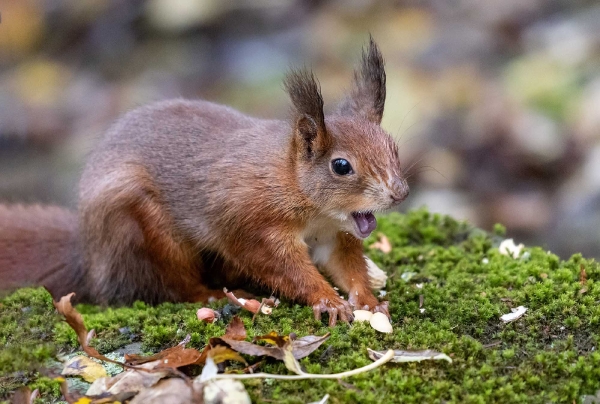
[351,211,377,238]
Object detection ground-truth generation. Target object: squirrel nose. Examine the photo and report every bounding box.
[389,181,409,204]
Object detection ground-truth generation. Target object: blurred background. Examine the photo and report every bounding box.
[0,0,599,259]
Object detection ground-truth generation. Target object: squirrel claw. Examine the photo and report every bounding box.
[348,290,390,319]
[374,300,390,319]
[312,297,353,326]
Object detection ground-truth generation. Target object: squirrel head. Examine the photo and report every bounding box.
[285,37,409,239]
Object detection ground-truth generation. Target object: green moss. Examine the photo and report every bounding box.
[2,208,600,403]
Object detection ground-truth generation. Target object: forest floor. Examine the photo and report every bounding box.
[1,209,600,403]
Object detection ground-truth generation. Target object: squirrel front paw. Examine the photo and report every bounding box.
[347,289,390,319]
[311,294,354,326]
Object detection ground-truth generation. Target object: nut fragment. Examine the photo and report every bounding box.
[197,308,217,323]
[238,298,261,314]
[370,312,393,333]
[353,310,374,322]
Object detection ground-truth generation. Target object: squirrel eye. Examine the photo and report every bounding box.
[331,158,354,175]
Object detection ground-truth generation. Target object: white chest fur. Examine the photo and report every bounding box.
[301,216,339,267]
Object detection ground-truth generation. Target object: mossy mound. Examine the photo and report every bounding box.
[2,209,600,403]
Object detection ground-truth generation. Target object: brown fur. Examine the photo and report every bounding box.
[0,39,408,324]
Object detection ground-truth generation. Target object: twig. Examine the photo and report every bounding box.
[211,350,395,380]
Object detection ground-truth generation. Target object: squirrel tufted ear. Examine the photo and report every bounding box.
[338,36,386,125]
[284,69,331,159]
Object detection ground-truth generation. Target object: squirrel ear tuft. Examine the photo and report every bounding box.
[338,36,386,125]
[284,69,331,158]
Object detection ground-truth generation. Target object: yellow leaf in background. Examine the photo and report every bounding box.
[207,345,247,366]
[61,356,107,383]
[253,331,289,347]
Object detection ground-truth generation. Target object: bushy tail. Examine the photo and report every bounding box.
[0,205,86,300]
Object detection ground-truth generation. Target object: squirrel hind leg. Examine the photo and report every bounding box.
[80,165,207,305]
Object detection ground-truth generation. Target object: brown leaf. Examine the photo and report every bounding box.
[207,345,247,366]
[224,316,247,341]
[290,333,331,360]
[53,293,123,367]
[129,378,195,404]
[219,338,285,360]
[86,362,170,396]
[221,332,331,360]
[370,233,392,253]
[125,335,202,370]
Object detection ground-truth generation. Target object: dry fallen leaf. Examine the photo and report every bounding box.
[86,361,170,396]
[207,345,247,366]
[370,233,392,253]
[53,293,123,366]
[225,315,247,341]
[129,377,195,404]
[281,341,305,375]
[124,335,202,370]
[204,349,396,381]
[290,334,333,360]
[253,331,290,347]
[196,316,249,366]
[220,332,330,360]
[367,348,452,363]
[61,356,108,383]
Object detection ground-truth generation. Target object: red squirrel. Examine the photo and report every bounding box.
[0,38,408,325]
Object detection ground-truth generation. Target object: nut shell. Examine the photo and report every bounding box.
[370,312,393,333]
[238,298,261,314]
[197,307,217,323]
[353,310,374,322]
